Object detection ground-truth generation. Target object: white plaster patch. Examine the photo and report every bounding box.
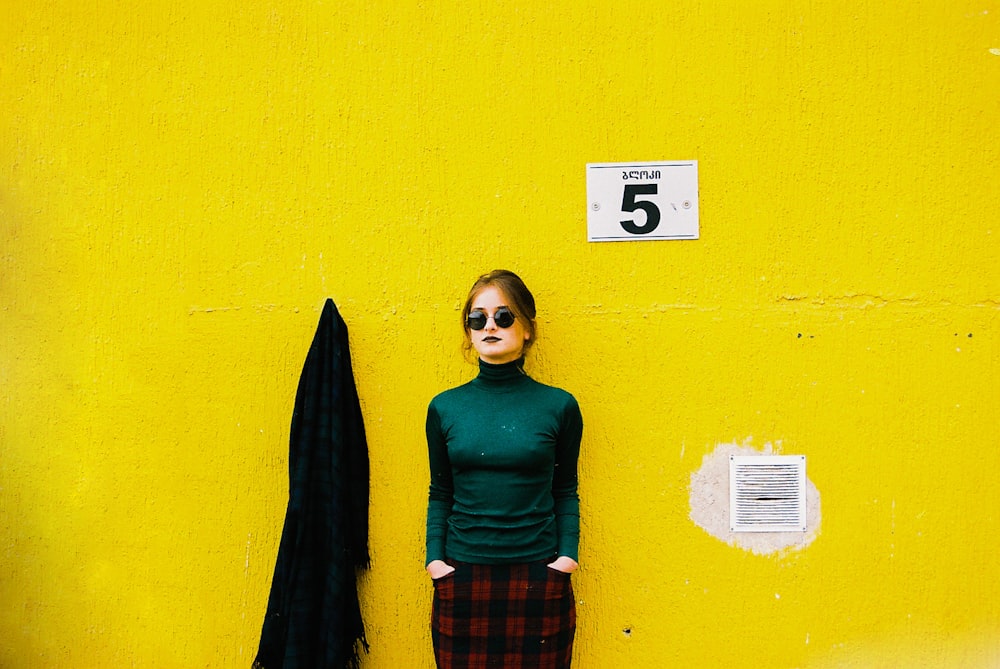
[689,441,821,555]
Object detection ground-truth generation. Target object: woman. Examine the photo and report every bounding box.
[425,270,583,669]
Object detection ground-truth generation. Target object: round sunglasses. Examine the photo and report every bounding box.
[466,307,516,330]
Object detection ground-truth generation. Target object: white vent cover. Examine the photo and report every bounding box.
[730,455,807,532]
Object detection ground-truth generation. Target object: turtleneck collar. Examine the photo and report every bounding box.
[474,357,529,388]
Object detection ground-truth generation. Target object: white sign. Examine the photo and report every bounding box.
[586,161,699,241]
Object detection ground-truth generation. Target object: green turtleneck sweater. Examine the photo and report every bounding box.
[425,358,583,566]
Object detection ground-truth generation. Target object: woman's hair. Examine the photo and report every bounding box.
[461,269,538,357]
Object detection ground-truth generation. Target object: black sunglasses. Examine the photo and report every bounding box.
[466,307,516,330]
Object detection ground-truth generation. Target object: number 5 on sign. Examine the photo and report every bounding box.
[586,161,699,241]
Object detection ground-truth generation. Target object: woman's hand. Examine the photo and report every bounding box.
[426,559,456,580]
[546,556,579,573]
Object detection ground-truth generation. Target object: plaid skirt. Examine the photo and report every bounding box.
[431,560,576,669]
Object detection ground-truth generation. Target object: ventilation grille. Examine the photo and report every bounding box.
[730,455,806,532]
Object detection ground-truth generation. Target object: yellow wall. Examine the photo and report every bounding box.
[2,1,998,667]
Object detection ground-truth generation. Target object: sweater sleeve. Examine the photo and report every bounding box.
[425,401,452,565]
[552,395,583,561]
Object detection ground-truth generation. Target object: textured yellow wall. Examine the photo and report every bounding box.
[2,1,998,667]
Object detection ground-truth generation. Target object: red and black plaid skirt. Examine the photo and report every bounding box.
[431,560,576,669]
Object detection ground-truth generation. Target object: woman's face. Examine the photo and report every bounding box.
[468,285,531,365]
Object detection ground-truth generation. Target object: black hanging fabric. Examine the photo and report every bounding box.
[253,299,370,669]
